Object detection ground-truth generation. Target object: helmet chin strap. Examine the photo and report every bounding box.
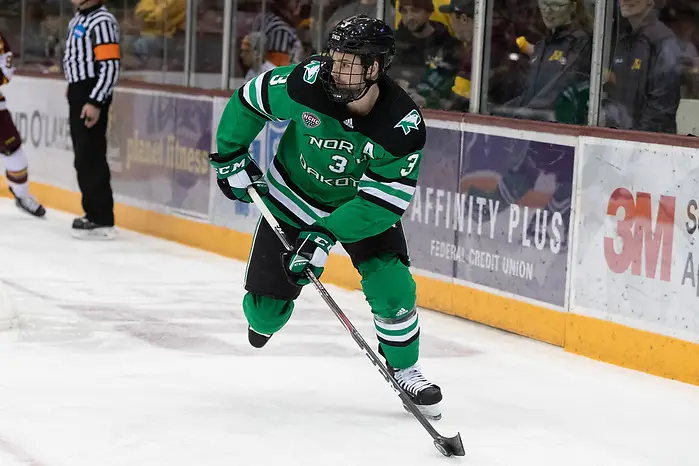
[331,68,376,104]
[352,76,377,102]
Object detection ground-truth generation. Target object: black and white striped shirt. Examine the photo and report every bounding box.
[252,12,301,64]
[63,4,120,106]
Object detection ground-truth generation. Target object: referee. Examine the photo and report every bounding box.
[63,0,120,240]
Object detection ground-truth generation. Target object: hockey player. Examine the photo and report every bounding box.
[0,33,45,217]
[210,15,442,419]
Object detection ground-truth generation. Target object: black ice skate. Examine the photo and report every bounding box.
[10,187,46,217]
[71,216,117,240]
[248,326,272,348]
[388,362,443,420]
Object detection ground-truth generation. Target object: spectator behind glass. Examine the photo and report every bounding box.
[602,0,682,133]
[42,2,66,69]
[438,0,474,112]
[395,0,455,35]
[240,31,276,81]
[390,0,462,108]
[498,0,592,124]
[326,0,395,31]
[252,0,303,66]
[660,3,699,98]
[296,7,316,61]
[487,2,542,106]
[131,0,187,66]
[21,1,48,64]
[195,0,225,74]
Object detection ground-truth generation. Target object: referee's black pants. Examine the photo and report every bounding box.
[68,79,114,227]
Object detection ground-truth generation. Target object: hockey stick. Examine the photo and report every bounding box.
[248,187,465,458]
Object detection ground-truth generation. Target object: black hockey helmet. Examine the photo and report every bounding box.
[321,15,396,103]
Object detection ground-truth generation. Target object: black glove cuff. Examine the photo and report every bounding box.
[209,148,248,163]
[305,224,337,243]
[245,160,264,178]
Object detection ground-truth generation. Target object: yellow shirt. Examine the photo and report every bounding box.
[394,0,454,36]
[135,0,187,37]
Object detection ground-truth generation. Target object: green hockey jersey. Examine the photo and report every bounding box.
[216,56,427,243]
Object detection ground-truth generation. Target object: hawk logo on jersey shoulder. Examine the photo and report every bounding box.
[395,109,422,135]
[302,112,321,128]
[303,60,321,84]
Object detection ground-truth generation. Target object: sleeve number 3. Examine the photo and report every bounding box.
[328,155,348,174]
[400,153,420,177]
[2,52,13,68]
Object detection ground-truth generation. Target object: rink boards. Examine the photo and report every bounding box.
[2,75,698,386]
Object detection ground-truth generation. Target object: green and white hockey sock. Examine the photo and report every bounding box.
[375,308,420,369]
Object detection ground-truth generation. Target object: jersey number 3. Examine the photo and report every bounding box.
[400,153,420,177]
[328,155,348,174]
[270,74,288,86]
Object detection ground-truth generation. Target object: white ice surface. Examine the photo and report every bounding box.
[0,198,698,466]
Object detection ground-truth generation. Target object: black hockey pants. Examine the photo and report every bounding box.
[68,79,114,227]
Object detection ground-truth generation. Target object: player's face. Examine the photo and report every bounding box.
[329,51,368,89]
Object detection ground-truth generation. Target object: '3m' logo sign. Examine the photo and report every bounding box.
[604,188,675,282]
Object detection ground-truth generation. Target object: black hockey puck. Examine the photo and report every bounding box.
[434,439,451,457]
[434,433,465,457]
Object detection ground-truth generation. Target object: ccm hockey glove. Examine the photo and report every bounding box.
[283,228,336,286]
[209,151,268,203]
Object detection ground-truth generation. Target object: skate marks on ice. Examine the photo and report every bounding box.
[0,435,47,466]
[0,278,477,358]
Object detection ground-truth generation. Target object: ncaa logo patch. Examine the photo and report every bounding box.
[73,24,86,38]
[302,112,321,128]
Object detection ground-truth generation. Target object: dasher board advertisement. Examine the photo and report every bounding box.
[571,137,699,343]
[4,77,77,191]
[404,126,575,308]
[107,89,213,219]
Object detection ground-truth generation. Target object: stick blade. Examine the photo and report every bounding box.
[433,433,465,457]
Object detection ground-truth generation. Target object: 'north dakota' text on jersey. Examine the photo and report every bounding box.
[216,56,426,243]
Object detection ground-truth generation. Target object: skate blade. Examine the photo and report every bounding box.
[71,227,117,241]
[17,208,46,218]
[404,402,442,421]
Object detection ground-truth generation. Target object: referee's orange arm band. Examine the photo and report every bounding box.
[267,51,290,66]
[94,43,121,61]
